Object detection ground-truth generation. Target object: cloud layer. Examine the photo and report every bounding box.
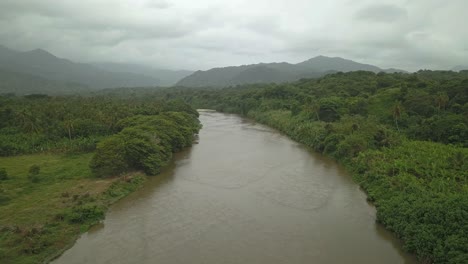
[0,0,466,71]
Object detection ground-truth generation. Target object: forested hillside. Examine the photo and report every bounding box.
[0,95,200,263]
[160,70,467,263]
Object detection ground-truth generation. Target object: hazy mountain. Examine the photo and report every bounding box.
[229,65,295,84]
[0,45,18,60]
[177,64,260,87]
[452,65,468,71]
[0,68,91,95]
[294,55,381,72]
[0,45,407,91]
[0,45,161,89]
[382,68,409,73]
[176,56,406,87]
[94,63,193,86]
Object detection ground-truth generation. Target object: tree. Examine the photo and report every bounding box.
[318,97,342,122]
[89,136,128,178]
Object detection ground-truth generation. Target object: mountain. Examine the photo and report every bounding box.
[93,63,193,86]
[176,56,406,87]
[229,65,295,84]
[0,45,161,89]
[0,68,91,95]
[294,55,381,72]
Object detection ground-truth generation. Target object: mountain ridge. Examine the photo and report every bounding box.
[176,56,407,87]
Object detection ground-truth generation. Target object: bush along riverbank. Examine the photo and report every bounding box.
[0,96,201,263]
[161,70,467,263]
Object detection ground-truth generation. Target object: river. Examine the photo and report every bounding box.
[53,110,417,264]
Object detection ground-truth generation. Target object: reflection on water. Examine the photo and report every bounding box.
[53,111,417,264]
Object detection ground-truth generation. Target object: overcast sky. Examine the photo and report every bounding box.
[0,0,466,71]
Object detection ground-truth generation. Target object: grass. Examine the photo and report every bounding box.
[0,153,146,264]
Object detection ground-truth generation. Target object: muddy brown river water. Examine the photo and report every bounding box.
[53,110,417,264]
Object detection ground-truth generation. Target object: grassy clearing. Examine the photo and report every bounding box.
[0,153,146,264]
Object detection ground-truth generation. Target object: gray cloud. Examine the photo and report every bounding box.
[0,0,466,71]
[354,4,407,23]
[145,0,171,9]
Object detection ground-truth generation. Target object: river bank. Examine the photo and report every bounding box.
[243,109,467,263]
[0,152,149,263]
[0,97,202,263]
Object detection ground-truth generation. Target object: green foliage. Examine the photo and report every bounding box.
[354,142,467,263]
[89,136,128,178]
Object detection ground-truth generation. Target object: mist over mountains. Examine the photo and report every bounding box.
[0,68,90,95]
[93,63,193,87]
[6,44,465,95]
[0,45,193,94]
[0,45,160,88]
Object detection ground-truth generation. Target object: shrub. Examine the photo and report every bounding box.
[66,204,105,224]
[0,168,8,180]
[0,187,10,205]
[27,165,40,183]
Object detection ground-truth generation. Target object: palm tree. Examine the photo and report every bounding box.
[392,101,402,133]
[435,92,449,113]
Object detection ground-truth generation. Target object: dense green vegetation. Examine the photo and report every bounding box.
[90,112,200,177]
[0,95,200,263]
[0,95,198,156]
[160,70,467,263]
